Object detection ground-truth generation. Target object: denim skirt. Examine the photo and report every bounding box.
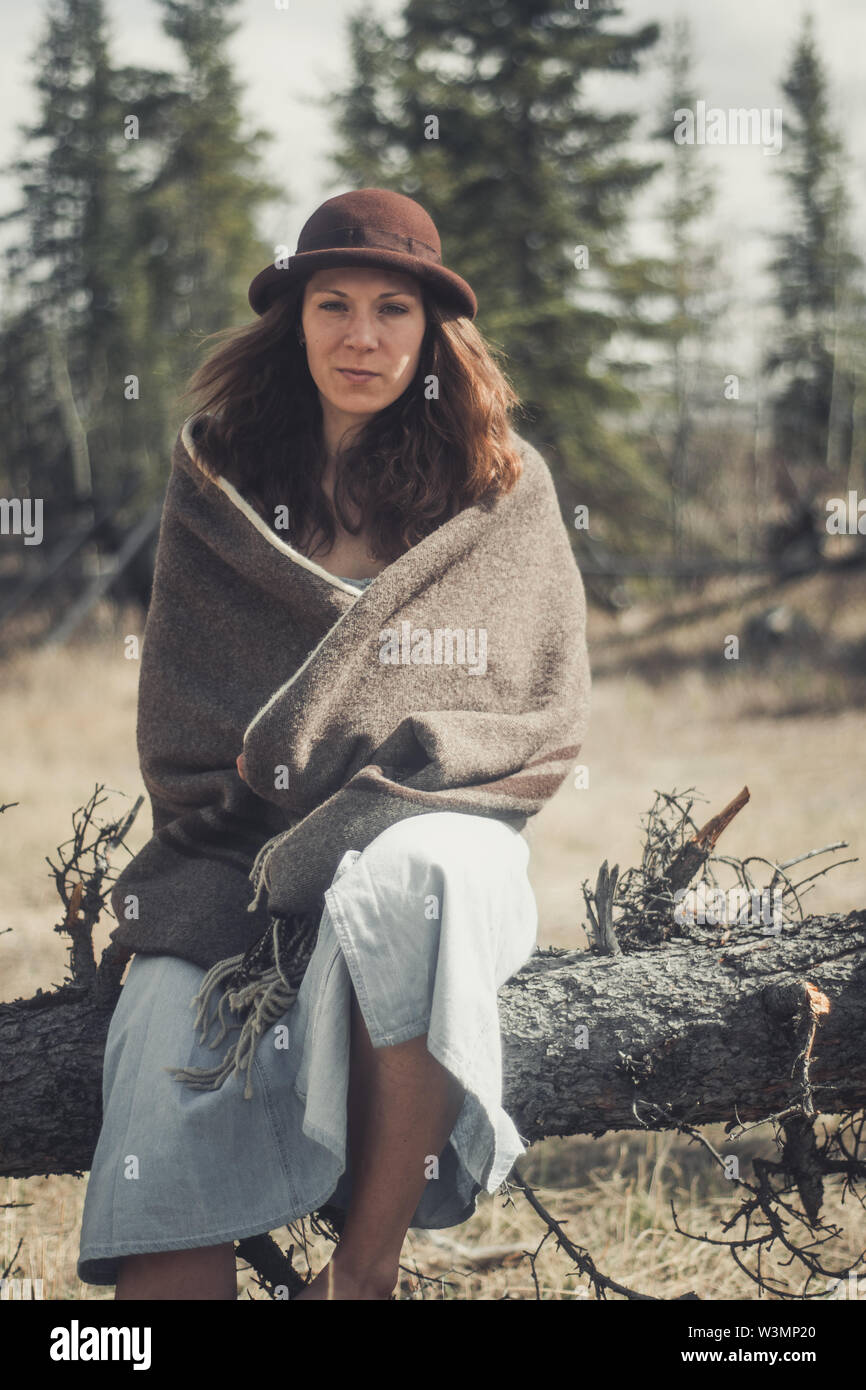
[77,811,538,1285]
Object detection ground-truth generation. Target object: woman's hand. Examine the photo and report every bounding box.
[236,753,247,783]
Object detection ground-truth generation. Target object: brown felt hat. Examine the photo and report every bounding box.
[248,187,477,320]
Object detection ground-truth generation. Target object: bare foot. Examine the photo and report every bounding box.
[294,1259,396,1301]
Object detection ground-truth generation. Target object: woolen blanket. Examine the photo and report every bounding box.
[109,414,591,1097]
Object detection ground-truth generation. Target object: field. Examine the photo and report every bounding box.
[1,562,864,1300]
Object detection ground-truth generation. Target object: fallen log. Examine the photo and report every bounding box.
[501,907,865,1141]
[2,782,863,1301]
[1,906,863,1178]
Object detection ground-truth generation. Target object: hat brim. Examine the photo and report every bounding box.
[248,247,476,320]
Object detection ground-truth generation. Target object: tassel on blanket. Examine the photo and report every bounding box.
[166,908,322,1101]
[246,819,301,914]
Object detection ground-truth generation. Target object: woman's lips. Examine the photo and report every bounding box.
[337,368,378,382]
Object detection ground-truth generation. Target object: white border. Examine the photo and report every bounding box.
[180,415,364,597]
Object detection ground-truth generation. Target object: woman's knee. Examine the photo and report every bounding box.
[359,812,524,912]
[362,810,503,877]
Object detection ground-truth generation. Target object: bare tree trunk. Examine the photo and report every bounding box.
[501,907,865,1140]
[2,908,863,1180]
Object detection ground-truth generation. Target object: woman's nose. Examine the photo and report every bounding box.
[342,316,379,346]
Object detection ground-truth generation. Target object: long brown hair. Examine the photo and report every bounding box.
[177,280,526,564]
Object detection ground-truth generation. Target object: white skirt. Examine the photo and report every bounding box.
[77,811,538,1284]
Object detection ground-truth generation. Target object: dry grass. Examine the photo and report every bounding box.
[1,569,864,1301]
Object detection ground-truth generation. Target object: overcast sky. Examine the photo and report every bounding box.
[1,0,864,367]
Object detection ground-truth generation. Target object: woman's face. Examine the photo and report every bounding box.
[300,266,427,426]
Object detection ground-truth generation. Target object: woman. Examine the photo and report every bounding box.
[76,188,590,1301]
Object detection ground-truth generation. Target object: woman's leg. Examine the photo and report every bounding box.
[295,986,466,1300]
[115,1243,237,1301]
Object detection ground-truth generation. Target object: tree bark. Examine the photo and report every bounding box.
[1,908,864,1179]
[501,907,866,1140]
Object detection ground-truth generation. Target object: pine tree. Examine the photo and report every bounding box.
[764,14,864,510]
[140,0,280,388]
[0,0,281,540]
[326,0,665,548]
[0,0,151,519]
[644,16,729,564]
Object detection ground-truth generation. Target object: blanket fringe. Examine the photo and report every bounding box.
[165,907,321,1100]
[165,964,297,1101]
[246,821,299,912]
[247,839,272,913]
